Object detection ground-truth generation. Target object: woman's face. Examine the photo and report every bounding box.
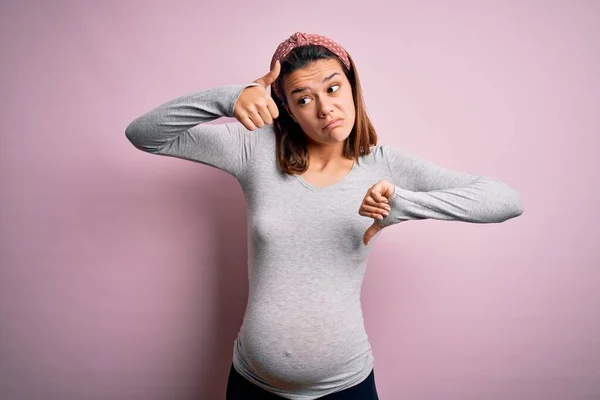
[282,59,356,147]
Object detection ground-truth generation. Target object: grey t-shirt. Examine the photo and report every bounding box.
[125,83,523,399]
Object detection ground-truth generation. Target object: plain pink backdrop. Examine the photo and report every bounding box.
[1,1,598,399]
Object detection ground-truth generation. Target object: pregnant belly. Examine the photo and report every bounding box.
[237,300,371,387]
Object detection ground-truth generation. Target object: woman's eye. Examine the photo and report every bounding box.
[298,84,340,105]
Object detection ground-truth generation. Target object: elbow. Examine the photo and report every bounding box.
[125,118,155,153]
[479,179,523,223]
[507,183,524,218]
[513,192,524,217]
[498,187,524,222]
[124,117,165,154]
[125,119,141,147]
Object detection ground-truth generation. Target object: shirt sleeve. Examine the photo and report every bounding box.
[377,145,524,227]
[125,82,263,181]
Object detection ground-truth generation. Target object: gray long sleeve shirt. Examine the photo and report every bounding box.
[125,83,523,399]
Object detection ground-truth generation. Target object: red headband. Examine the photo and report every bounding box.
[270,32,350,101]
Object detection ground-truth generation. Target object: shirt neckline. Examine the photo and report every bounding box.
[294,160,358,192]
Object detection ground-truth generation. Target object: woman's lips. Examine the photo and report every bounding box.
[323,119,343,130]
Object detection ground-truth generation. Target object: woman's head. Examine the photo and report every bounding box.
[279,54,356,150]
[270,33,377,174]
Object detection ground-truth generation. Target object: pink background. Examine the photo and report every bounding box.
[1,1,599,399]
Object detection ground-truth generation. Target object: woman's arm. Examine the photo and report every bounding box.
[377,145,524,227]
[125,83,262,180]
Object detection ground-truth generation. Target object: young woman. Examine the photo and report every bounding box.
[125,31,523,400]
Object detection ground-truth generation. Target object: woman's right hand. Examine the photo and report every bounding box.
[234,60,281,131]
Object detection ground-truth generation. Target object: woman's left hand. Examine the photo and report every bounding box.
[359,179,395,245]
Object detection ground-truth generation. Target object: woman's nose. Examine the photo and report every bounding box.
[318,101,334,116]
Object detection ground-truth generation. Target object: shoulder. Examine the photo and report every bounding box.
[359,143,399,166]
[365,144,429,166]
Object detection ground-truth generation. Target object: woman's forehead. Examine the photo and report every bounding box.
[284,59,345,93]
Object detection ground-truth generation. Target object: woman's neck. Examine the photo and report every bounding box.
[306,142,348,168]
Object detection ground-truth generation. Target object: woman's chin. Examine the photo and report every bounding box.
[329,128,351,142]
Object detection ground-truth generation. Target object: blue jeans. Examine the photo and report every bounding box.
[226,363,380,399]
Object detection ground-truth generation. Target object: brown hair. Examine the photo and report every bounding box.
[271,45,377,175]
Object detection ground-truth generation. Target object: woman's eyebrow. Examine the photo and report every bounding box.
[290,73,340,95]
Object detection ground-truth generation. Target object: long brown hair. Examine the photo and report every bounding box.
[271,45,377,175]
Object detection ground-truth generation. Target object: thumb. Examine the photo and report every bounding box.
[363,222,384,246]
[255,60,281,89]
